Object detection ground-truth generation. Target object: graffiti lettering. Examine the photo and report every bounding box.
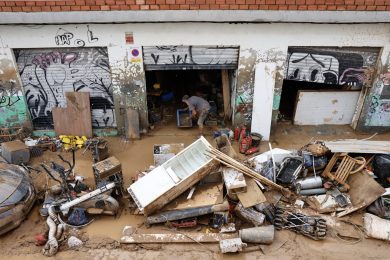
[55,31,74,46]
[55,26,99,47]
[14,47,115,129]
[87,25,99,43]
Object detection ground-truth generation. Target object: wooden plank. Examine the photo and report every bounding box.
[221,69,231,119]
[324,140,390,154]
[294,90,360,125]
[52,92,92,137]
[125,108,140,139]
[351,87,368,129]
[251,63,276,141]
[121,233,237,244]
[237,177,267,208]
[162,182,223,211]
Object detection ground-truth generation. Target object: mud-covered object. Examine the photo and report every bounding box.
[373,154,390,186]
[274,207,327,240]
[254,202,276,224]
[367,197,390,219]
[67,208,89,226]
[276,157,303,185]
[305,143,329,157]
[0,162,36,235]
[302,154,327,171]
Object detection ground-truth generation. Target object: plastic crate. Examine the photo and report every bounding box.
[176,108,192,127]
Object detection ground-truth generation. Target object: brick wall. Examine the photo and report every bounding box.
[0,0,389,12]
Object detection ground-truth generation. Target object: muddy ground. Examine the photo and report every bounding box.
[1,122,390,259]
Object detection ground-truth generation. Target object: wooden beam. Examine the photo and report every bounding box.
[121,233,237,244]
[221,69,231,120]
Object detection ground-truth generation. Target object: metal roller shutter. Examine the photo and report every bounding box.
[14,47,116,130]
[143,45,240,70]
[285,47,381,89]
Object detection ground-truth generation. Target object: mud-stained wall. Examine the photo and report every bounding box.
[0,48,29,128]
[362,52,390,129]
[108,46,148,132]
[234,48,286,126]
[1,23,390,132]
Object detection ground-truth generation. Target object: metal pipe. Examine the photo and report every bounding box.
[59,182,116,214]
[42,216,59,256]
[298,188,326,196]
[296,176,323,190]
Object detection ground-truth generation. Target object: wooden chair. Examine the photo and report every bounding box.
[322,153,366,191]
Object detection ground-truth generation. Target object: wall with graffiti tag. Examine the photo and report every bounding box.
[14,47,115,130]
[285,47,379,89]
[0,48,30,128]
[363,52,390,128]
[0,23,390,132]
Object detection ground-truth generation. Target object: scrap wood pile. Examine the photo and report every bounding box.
[125,134,390,254]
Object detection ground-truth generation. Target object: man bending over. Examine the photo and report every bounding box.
[182,95,211,135]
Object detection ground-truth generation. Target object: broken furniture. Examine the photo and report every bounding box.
[322,153,366,191]
[92,156,125,196]
[84,137,109,163]
[208,147,292,197]
[1,140,30,165]
[52,92,93,137]
[128,137,217,216]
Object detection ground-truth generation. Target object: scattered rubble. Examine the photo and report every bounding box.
[1,125,390,257]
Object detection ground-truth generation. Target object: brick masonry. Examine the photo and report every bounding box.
[0,0,389,11]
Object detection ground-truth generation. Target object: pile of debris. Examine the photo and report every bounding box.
[0,129,122,257]
[124,134,390,254]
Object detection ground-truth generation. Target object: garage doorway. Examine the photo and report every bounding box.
[278,47,380,128]
[143,46,239,130]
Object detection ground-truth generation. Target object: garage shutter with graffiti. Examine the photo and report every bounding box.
[285,47,380,89]
[14,47,116,130]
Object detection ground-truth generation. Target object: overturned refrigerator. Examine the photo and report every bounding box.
[128,137,218,216]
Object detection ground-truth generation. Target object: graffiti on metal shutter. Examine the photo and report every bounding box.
[285,47,379,89]
[14,47,116,129]
[143,46,239,70]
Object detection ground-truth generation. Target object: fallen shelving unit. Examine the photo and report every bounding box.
[127,136,218,216]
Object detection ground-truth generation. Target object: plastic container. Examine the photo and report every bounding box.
[176,109,192,127]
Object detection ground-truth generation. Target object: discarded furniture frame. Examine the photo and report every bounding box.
[93,156,125,196]
[128,137,218,216]
[322,153,366,191]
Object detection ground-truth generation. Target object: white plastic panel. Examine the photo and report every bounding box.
[128,166,175,209]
